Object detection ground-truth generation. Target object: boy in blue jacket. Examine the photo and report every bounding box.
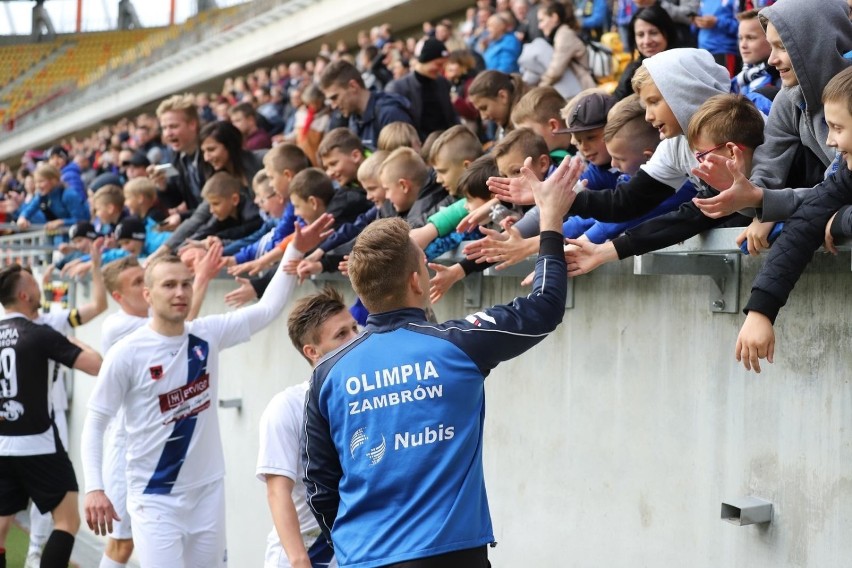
[17,164,90,233]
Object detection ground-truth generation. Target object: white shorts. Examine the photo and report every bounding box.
[264,528,336,568]
[127,478,227,568]
[103,421,132,540]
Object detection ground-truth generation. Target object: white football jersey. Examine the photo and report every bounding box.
[89,311,253,495]
[257,382,320,540]
[101,309,148,354]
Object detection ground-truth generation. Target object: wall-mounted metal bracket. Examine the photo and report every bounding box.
[634,252,740,314]
[721,496,772,526]
[219,398,242,410]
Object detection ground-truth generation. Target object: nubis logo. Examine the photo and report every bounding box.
[349,427,387,466]
[394,423,454,450]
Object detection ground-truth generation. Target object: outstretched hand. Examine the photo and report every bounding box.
[456,199,495,233]
[89,237,105,268]
[194,240,227,281]
[293,213,335,254]
[692,145,762,218]
[534,155,585,230]
[428,263,464,304]
[564,238,615,276]
[487,157,536,205]
[224,277,257,308]
[479,226,536,270]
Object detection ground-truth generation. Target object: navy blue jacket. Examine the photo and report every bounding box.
[350,91,414,150]
[302,231,567,567]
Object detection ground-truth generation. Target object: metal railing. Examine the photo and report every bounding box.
[0,224,58,267]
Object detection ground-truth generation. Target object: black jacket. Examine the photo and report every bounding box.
[745,165,852,323]
[385,72,458,140]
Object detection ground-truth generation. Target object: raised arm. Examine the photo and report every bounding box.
[236,214,334,335]
[77,238,109,324]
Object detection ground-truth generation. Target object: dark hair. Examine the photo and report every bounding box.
[319,60,366,90]
[540,0,578,32]
[458,155,498,201]
[199,120,245,180]
[0,264,30,307]
[289,168,335,204]
[628,5,679,59]
[468,71,528,127]
[287,286,348,361]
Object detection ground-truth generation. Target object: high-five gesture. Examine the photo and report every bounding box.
[692,144,763,218]
[533,154,585,232]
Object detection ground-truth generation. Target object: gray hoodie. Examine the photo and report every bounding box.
[639,48,731,192]
[751,0,852,197]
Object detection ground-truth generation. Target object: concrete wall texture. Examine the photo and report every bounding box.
[63,252,852,567]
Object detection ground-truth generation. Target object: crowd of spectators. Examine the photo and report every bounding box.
[7,0,852,566]
[0,0,849,343]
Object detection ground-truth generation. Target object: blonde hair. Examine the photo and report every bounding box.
[263,143,311,175]
[378,147,428,189]
[93,184,125,208]
[252,170,271,196]
[377,122,420,152]
[123,177,157,200]
[102,256,141,294]
[630,65,653,96]
[348,218,422,312]
[34,163,60,181]
[511,87,567,127]
[427,125,483,165]
[603,94,659,153]
[357,150,389,184]
[155,93,199,124]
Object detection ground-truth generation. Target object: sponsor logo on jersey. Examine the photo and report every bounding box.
[149,365,164,380]
[0,399,24,421]
[349,427,386,465]
[158,374,210,413]
[394,423,454,450]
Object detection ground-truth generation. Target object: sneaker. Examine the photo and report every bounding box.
[25,551,42,568]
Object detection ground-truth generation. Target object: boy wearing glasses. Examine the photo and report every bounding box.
[563,93,764,275]
[692,0,852,253]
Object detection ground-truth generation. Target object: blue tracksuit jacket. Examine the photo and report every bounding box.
[302,231,567,567]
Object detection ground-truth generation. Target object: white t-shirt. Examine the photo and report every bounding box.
[88,312,253,495]
[256,381,325,566]
[101,309,148,353]
[640,135,701,191]
[100,309,148,454]
[37,308,76,414]
[257,381,320,548]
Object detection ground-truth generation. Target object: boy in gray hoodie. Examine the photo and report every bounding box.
[692,0,852,249]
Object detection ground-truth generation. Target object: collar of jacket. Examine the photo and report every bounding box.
[365,307,427,332]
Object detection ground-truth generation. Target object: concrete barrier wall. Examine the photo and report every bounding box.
[63,251,852,566]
